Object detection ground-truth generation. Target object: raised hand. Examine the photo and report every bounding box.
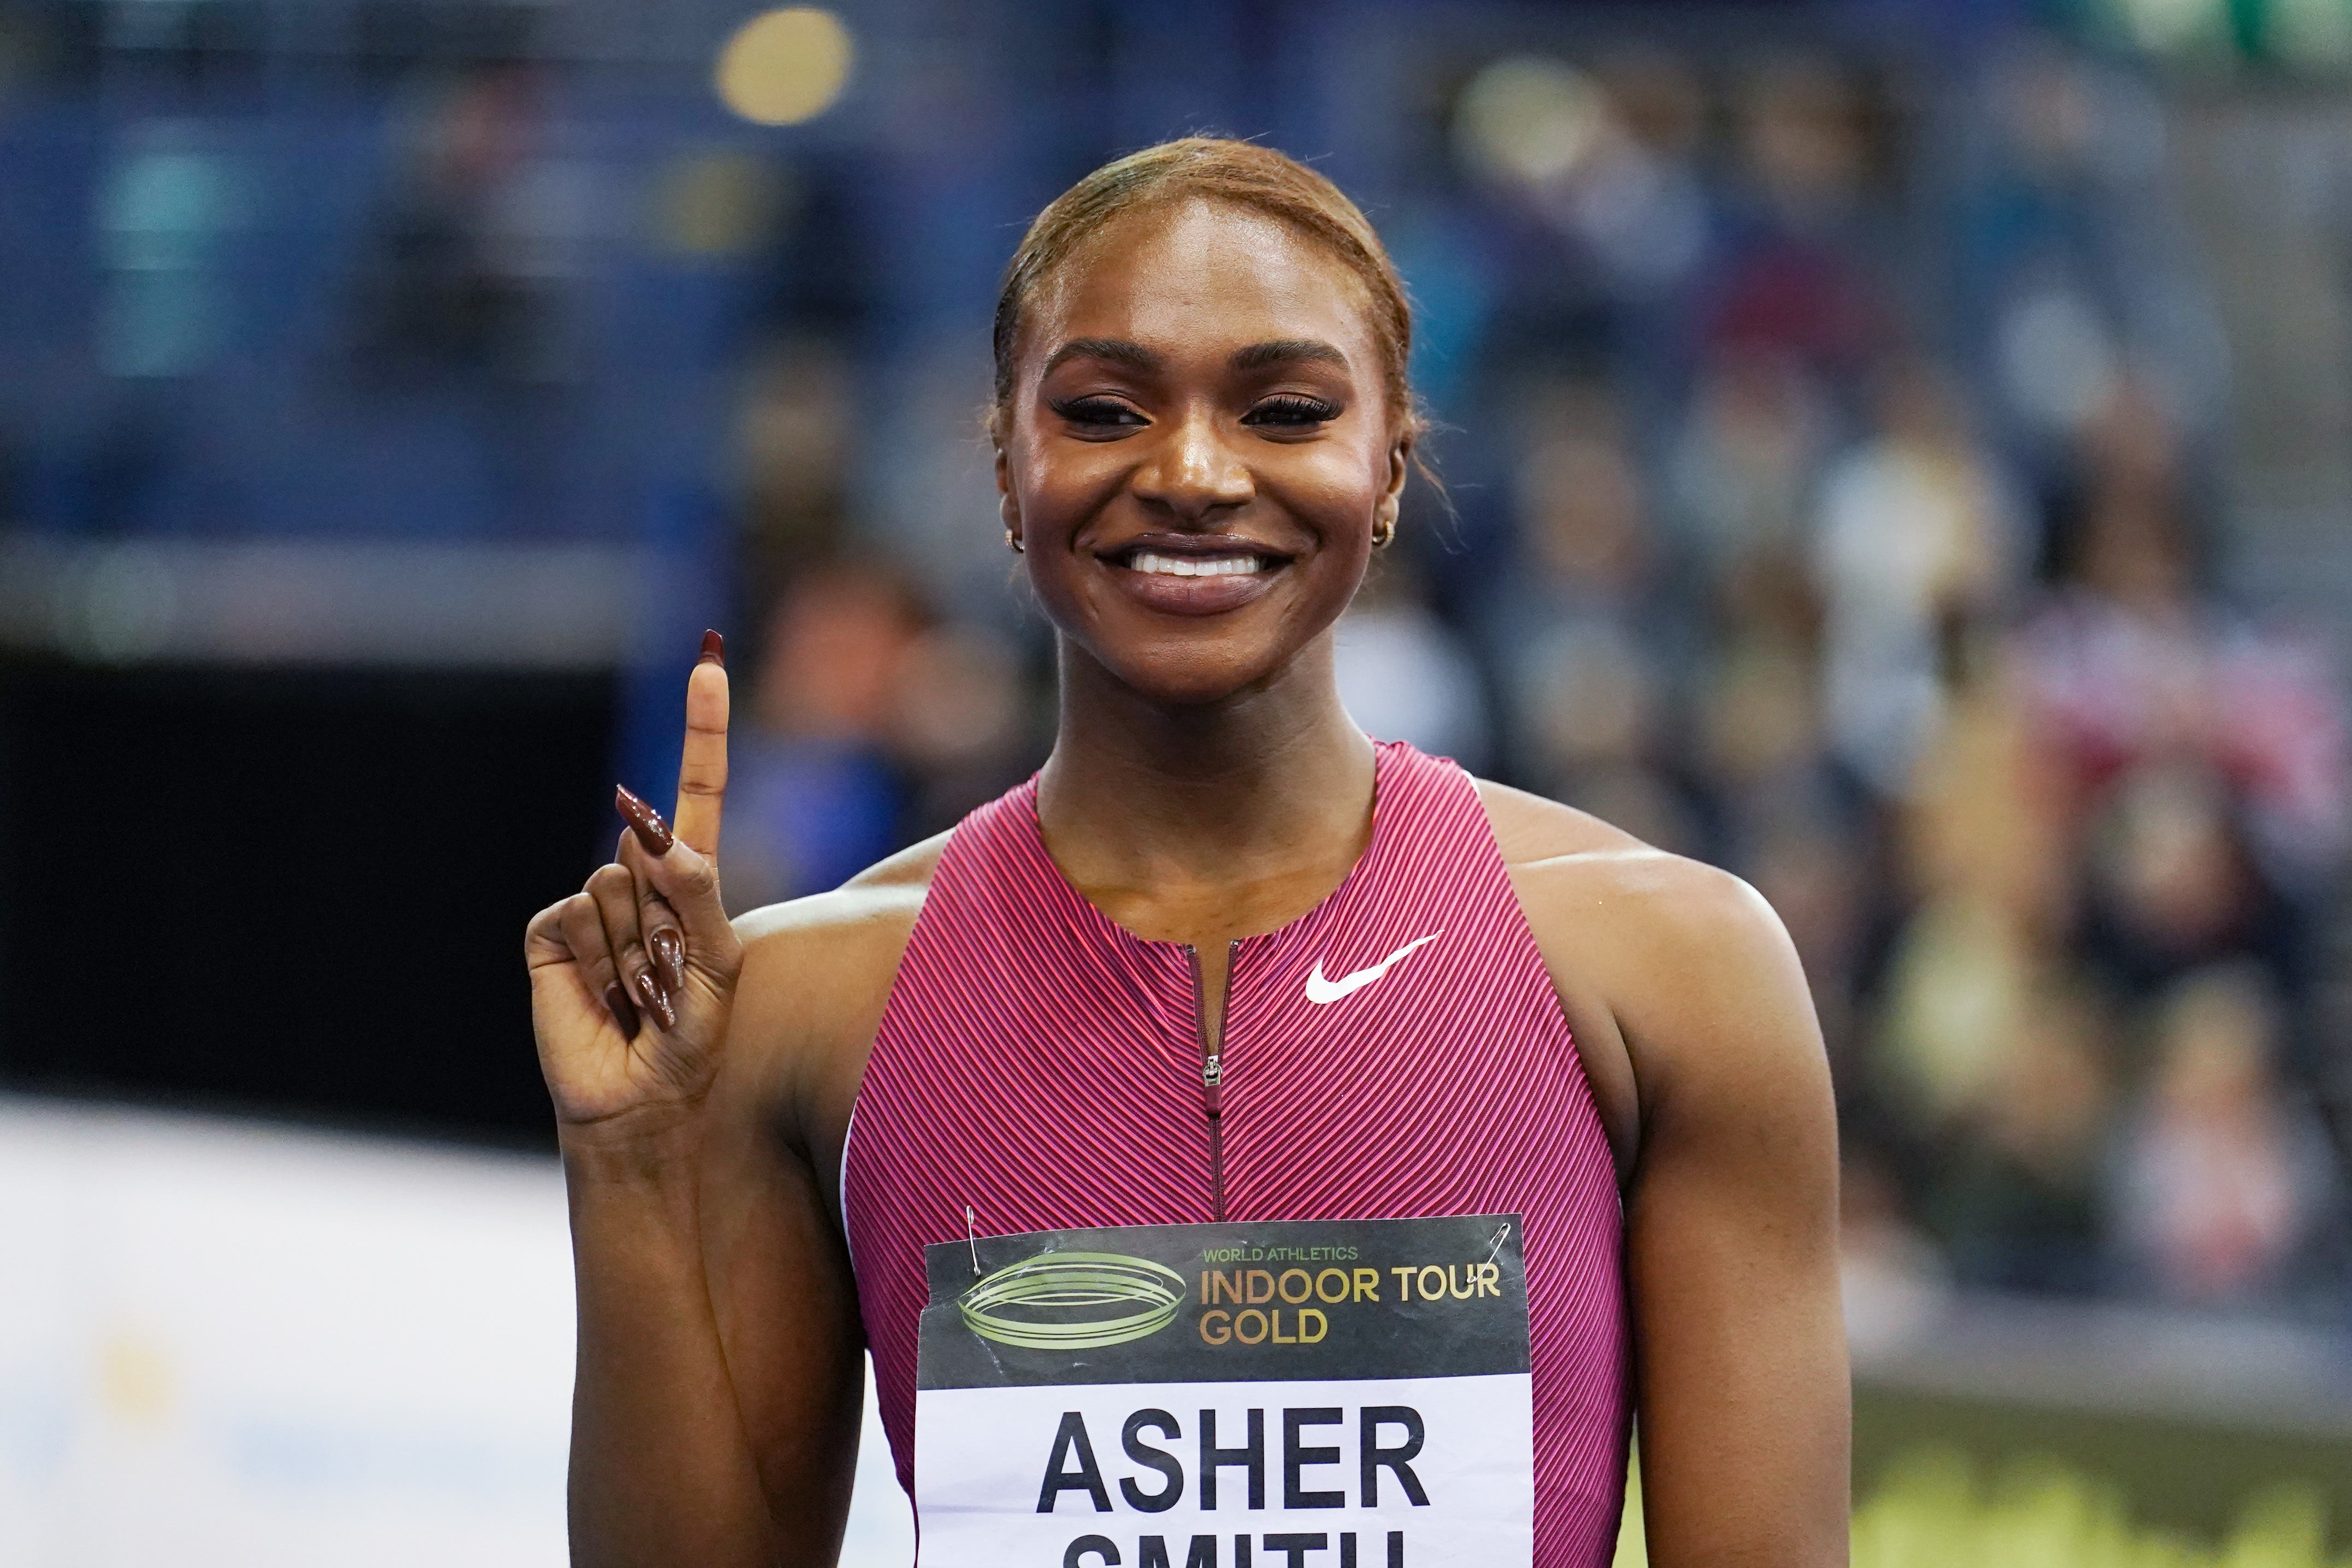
[525,631,747,1133]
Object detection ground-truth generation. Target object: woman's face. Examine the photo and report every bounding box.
[998,198,1408,707]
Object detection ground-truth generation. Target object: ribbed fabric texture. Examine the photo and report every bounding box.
[843,741,1631,1565]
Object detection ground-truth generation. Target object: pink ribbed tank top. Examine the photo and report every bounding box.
[842,741,1631,1564]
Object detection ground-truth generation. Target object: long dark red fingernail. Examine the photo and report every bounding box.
[698,628,725,667]
[633,968,677,1031]
[614,785,673,856]
[603,983,641,1040]
[649,927,685,997]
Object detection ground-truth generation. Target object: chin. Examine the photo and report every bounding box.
[1086,630,1322,711]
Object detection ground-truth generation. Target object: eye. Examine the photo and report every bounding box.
[1049,396,1147,431]
[1242,395,1340,429]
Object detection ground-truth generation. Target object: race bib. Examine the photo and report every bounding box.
[913,1214,1532,1568]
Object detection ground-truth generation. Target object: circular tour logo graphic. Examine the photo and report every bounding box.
[958,1252,1187,1351]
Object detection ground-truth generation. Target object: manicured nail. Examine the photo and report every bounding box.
[603,983,641,1040]
[614,785,673,856]
[698,628,725,667]
[633,968,677,1032]
[649,927,685,997]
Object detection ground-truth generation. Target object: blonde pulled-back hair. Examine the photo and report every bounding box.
[989,137,1426,448]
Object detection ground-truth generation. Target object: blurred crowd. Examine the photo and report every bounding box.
[4,1,2342,1324]
[713,41,2350,1324]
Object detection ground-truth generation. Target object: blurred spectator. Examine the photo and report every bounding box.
[1335,564,1491,771]
[1928,977,2118,1294]
[1954,43,2227,462]
[1749,793,1869,1058]
[340,63,599,534]
[1667,348,1831,590]
[352,65,591,391]
[1698,56,1886,382]
[1480,383,1694,846]
[2114,964,2340,1306]
[1451,49,1710,303]
[722,557,1046,910]
[1810,357,2023,795]
[1838,1151,1950,1356]
[733,335,859,614]
[2017,384,2349,894]
[1691,601,1827,851]
[723,560,925,910]
[2082,762,2276,987]
[891,619,1041,839]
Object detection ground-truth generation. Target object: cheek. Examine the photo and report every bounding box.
[1012,446,1124,535]
[1278,439,1393,534]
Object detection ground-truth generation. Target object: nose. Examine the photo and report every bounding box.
[1129,406,1254,523]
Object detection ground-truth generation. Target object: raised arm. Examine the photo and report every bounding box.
[523,639,870,1567]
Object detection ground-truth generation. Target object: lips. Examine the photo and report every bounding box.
[1097,536,1290,618]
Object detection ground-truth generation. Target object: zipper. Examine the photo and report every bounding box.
[1187,940,1240,1223]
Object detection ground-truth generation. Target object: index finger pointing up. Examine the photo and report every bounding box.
[673,629,729,860]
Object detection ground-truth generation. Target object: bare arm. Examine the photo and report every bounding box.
[525,653,910,1568]
[1615,865,1847,1565]
[1491,787,1849,1566]
[558,1098,788,1566]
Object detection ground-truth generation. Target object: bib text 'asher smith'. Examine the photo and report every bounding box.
[913,1213,1533,1568]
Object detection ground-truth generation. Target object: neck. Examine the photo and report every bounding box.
[1036,634,1376,902]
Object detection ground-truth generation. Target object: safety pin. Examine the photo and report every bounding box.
[1485,1223,1511,1266]
[966,1205,981,1276]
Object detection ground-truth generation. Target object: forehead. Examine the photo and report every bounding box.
[1023,197,1382,374]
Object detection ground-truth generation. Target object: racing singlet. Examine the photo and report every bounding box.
[842,742,1631,1565]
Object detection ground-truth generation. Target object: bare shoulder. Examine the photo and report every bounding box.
[720,831,953,1142]
[1471,779,1819,1151]
[1477,780,1787,987]
[732,830,949,950]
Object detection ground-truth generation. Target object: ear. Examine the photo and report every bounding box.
[1376,435,1412,527]
[995,444,1021,535]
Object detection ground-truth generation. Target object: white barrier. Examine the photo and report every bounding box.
[0,1096,915,1567]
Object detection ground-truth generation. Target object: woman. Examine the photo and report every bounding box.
[527,139,1847,1568]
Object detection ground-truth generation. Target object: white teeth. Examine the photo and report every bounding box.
[1128,551,1266,578]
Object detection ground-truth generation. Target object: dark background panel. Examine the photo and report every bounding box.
[0,660,615,1147]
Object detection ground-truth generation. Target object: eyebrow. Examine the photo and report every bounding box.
[1041,338,1164,376]
[1229,339,1350,373]
[1037,336,1352,378]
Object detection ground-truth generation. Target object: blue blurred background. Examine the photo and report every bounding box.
[2,0,2351,1561]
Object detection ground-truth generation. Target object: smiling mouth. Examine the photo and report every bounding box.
[1095,537,1291,616]
[1105,537,1290,575]
[1122,549,1269,578]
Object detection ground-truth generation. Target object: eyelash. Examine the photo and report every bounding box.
[1045,394,1342,441]
[1244,395,1340,427]
[1048,394,1340,431]
[1049,396,1146,427]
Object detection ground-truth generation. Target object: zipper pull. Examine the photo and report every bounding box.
[1202,1051,1223,1114]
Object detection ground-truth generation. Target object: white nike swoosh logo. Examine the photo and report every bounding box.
[1304,933,1442,1005]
